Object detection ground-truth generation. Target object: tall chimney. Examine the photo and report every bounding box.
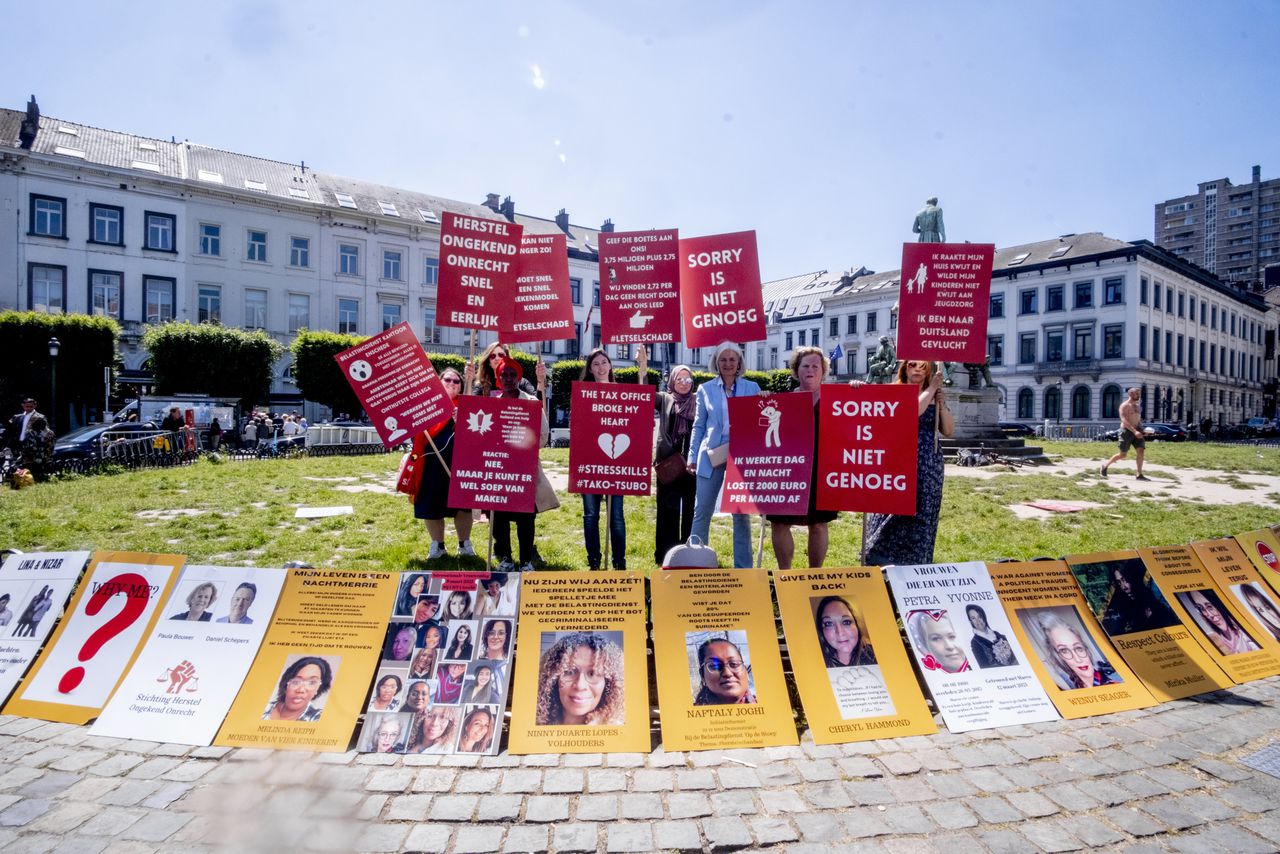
[483,193,501,211]
[1253,164,1262,184]
[500,196,515,221]
[555,209,570,232]
[600,218,615,233]
[19,95,40,150]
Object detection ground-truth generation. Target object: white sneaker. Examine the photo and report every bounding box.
[458,540,476,557]
[518,562,535,573]
[427,541,447,560]
[496,557,517,572]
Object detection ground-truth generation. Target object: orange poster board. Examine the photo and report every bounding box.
[1064,550,1230,701]
[987,561,1155,717]
[508,572,650,753]
[1139,545,1280,684]
[774,568,935,743]
[215,568,397,752]
[651,569,796,751]
[1233,528,1280,598]
[1191,537,1280,650]
[4,551,182,724]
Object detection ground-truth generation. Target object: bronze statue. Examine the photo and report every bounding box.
[866,336,897,384]
[963,358,995,389]
[912,197,945,243]
[941,362,958,386]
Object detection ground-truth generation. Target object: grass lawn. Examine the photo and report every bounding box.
[1,442,1277,573]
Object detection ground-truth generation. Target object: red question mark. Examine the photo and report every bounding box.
[58,572,152,694]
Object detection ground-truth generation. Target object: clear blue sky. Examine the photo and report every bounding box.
[6,1,1278,281]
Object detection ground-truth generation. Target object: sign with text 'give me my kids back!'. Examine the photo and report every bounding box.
[1139,545,1280,685]
[816,384,918,515]
[987,561,1155,718]
[5,551,182,725]
[1065,550,1231,701]
[508,572,649,754]
[885,562,1059,733]
[215,568,396,752]
[775,568,935,743]
[651,569,796,751]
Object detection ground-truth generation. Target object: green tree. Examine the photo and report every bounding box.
[143,322,284,408]
[291,330,365,416]
[0,311,120,427]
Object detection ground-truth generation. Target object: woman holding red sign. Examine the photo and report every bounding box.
[578,348,630,570]
[768,347,838,569]
[688,341,760,569]
[854,360,954,566]
[491,358,551,571]
[413,367,475,560]
[652,356,698,565]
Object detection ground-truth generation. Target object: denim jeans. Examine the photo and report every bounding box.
[582,494,626,569]
[690,466,753,568]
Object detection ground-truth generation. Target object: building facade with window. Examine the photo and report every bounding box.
[1154,164,1280,286]
[0,102,628,420]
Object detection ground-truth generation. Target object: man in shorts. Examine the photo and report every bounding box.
[1101,387,1148,481]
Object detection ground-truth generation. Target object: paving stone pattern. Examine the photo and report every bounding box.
[1,679,1280,852]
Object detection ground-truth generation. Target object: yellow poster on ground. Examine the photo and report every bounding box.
[215,568,397,752]
[1064,550,1230,701]
[508,572,649,754]
[650,569,796,751]
[1192,537,1280,650]
[1233,528,1280,598]
[987,561,1155,717]
[1139,545,1280,684]
[774,568,935,743]
[4,551,182,724]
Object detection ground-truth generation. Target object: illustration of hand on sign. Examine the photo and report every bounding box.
[759,401,783,448]
[598,433,632,460]
[628,310,654,329]
[158,659,198,694]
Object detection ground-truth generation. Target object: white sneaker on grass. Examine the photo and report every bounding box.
[427,541,447,560]
[458,540,476,557]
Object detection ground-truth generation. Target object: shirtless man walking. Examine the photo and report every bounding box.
[1101,387,1149,481]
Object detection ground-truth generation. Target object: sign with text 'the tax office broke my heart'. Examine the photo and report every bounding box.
[568,382,655,496]
[678,230,766,348]
[895,242,995,364]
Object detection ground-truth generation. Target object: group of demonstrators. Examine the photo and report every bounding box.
[407,337,956,571]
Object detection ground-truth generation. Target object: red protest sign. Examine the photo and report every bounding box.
[437,211,523,331]
[334,322,453,448]
[721,392,813,515]
[502,231,576,344]
[598,229,681,344]
[896,242,995,363]
[447,396,543,513]
[679,230,766,348]
[816,384,918,515]
[568,382,655,496]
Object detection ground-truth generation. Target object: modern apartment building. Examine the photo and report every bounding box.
[1155,164,1280,286]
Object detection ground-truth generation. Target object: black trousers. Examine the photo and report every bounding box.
[654,472,697,564]
[492,511,535,564]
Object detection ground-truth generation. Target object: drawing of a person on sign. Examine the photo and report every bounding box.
[760,400,782,448]
[905,263,927,295]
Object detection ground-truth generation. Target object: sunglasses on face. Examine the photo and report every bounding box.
[442,377,461,385]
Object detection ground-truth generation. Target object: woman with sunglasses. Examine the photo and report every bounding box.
[468,341,547,399]
[413,367,475,560]
[852,359,954,566]
[653,358,698,564]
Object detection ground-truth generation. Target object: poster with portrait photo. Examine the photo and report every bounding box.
[1233,528,1280,599]
[988,558,1156,718]
[1139,545,1280,685]
[1066,550,1231,700]
[1190,536,1280,654]
[509,573,649,754]
[216,568,396,752]
[0,551,90,708]
[367,669,407,714]
[651,569,796,751]
[473,572,518,618]
[357,570,521,755]
[92,565,286,744]
[774,568,935,743]
[457,703,500,753]
[360,710,413,754]
[885,562,1058,733]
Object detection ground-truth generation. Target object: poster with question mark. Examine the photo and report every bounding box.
[4,551,182,724]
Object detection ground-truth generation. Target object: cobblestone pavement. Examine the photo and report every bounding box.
[2,679,1280,853]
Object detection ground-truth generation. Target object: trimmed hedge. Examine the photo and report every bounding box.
[143,322,285,408]
[0,311,120,423]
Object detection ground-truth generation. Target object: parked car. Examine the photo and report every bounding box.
[997,421,1036,437]
[53,423,168,461]
[1144,423,1188,442]
[1244,417,1277,437]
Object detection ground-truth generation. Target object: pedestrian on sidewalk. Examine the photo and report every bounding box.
[1101,387,1149,480]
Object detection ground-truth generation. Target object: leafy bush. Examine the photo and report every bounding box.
[144,322,284,408]
[291,330,364,416]
[0,311,120,423]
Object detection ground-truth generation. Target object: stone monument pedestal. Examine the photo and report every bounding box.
[948,387,1003,441]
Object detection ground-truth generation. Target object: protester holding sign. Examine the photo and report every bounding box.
[768,347,838,569]
[854,360,954,566]
[653,360,699,564]
[688,342,761,568]
[577,349,630,570]
[413,367,475,560]
[469,341,545,399]
[491,359,552,571]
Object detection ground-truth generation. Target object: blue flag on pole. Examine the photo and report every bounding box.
[829,343,844,362]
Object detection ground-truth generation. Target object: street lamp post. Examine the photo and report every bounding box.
[48,337,61,434]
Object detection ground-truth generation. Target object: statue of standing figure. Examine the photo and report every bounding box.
[866,336,897,384]
[912,197,945,243]
[941,362,958,386]
[964,357,995,389]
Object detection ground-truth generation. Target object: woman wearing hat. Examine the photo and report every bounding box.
[687,341,760,568]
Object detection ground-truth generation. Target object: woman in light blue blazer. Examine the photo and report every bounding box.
[686,341,761,568]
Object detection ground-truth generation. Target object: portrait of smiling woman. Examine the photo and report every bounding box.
[535,632,625,726]
[262,656,336,722]
[691,634,757,705]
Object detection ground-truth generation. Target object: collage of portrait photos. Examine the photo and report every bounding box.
[358,571,521,755]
